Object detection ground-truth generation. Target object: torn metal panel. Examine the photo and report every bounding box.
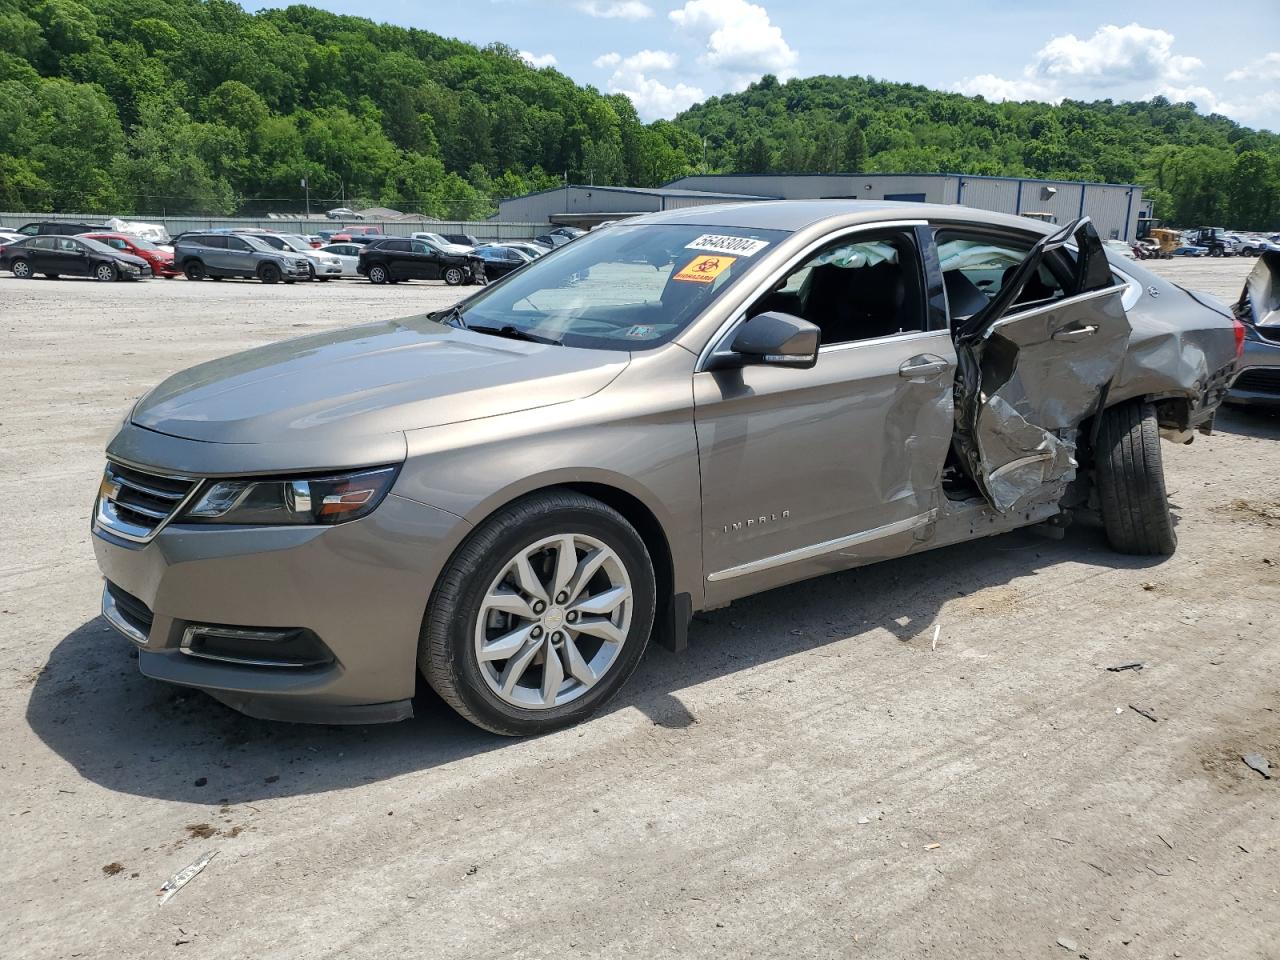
[958,287,1130,514]
[1236,251,1280,329]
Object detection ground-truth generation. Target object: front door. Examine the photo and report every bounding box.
[694,225,955,602]
[223,235,257,274]
[412,242,442,280]
[53,237,92,276]
[944,218,1131,513]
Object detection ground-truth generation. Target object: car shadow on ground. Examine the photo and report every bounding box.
[1214,404,1280,440]
[27,520,1167,805]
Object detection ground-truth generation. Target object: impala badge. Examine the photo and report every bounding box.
[723,510,790,534]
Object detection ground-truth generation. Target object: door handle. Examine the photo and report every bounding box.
[898,357,949,379]
[1052,324,1098,342]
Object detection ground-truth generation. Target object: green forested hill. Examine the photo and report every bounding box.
[0,0,699,216]
[675,75,1280,230]
[2,0,1278,228]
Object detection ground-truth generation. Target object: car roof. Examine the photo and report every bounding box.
[629,199,1057,235]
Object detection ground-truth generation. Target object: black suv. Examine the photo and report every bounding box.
[357,237,476,285]
[173,232,311,283]
[15,220,109,237]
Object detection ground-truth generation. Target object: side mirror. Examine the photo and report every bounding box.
[719,311,820,369]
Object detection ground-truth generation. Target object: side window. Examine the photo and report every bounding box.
[58,237,81,252]
[107,238,127,250]
[746,229,927,347]
[225,237,251,252]
[384,240,410,252]
[412,241,431,254]
[935,232,1065,320]
[29,236,55,250]
[198,235,226,249]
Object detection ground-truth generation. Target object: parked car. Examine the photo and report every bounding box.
[442,233,481,247]
[1239,236,1280,256]
[549,226,586,240]
[412,232,473,255]
[1194,227,1240,257]
[471,243,533,280]
[1173,244,1209,257]
[91,202,1242,735]
[80,232,179,278]
[1228,251,1280,407]
[535,233,573,248]
[15,220,109,237]
[326,208,362,220]
[314,243,363,277]
[330,233,375,245]
[357,236,475,285]
[342,225,383,238]
[172,232,310,283]
[230,230,344,280]
[497,241,549,260]
[2,234,150,280]
[0,230,25,245]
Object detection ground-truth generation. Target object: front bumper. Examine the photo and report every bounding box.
[93,490,469,723]
[1227,327,1280,406]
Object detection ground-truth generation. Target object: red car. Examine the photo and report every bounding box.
[79,232,179,278]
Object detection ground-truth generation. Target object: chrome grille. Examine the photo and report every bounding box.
[94,461,199,542]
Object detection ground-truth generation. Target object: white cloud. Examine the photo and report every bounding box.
[519,50,558,68]
[954,73,1057,103]
[1031,23,1201,87]
[668,0,797,84]
[593,48,701,120]
[612,74,706,120]
[1225,51,1280,83]
[578,1,653,19]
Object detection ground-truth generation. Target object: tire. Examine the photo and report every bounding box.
[11,258,32,279]
[307,263,316,281]
[368,264,389,285]
[420,490,657,736]
[259,263,281,284]
[1094,400,1177,556]
[443,266,465,286]
[183,260,206,281]
[94,262,117,282]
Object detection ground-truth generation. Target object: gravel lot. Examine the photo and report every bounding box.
[2,260,1278,959]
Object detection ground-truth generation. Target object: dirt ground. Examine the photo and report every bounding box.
[1,259,1277,960]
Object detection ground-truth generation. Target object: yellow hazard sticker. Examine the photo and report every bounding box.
[673,254,737,283]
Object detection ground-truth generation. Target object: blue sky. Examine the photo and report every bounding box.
[255,0,1280,130]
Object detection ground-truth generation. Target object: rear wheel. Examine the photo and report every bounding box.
[368,264,389,285]
[183,260,206,281]
[94,262,117,282]
[1094,400,1177,556]
[259,262,281,284]
[11,258,32,279]
[420,490,656,736]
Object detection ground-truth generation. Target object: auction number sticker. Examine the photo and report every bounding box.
[673,254,737,283]
[686,235,770,257]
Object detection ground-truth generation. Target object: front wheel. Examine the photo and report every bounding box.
[11,258,32,279]
[259,263,281,284]
[420,490,657,736]
[94,262,117,282]
[1094,400,1177,556]
[443,266,465,286]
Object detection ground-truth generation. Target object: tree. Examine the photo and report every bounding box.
[843,125,867,172]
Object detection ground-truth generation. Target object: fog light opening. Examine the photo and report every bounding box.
[179,624,333,669]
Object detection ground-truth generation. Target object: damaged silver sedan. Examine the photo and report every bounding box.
[93,201,1243,735]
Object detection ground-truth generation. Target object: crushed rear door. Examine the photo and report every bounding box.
[953,218,1131,513]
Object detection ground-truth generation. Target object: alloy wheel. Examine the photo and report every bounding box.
[474,533,633,710]
[12,259,31,278]
[95,263,115,282]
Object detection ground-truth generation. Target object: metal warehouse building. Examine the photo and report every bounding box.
[498,174,1145,241]
[495,184,777,227]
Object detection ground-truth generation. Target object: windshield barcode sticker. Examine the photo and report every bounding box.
[686,235,770,257]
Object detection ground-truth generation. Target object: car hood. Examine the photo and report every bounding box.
[131,316,630,444]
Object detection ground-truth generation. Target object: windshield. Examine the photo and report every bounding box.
[241,234,275,253]
[278,235,312,252]
[453,224,787,350]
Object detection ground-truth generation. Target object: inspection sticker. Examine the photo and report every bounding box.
[673,254,737,283]
[686,234,770,257]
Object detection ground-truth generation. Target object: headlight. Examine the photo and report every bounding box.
[122,262,141,274]
[182,466,399,525]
